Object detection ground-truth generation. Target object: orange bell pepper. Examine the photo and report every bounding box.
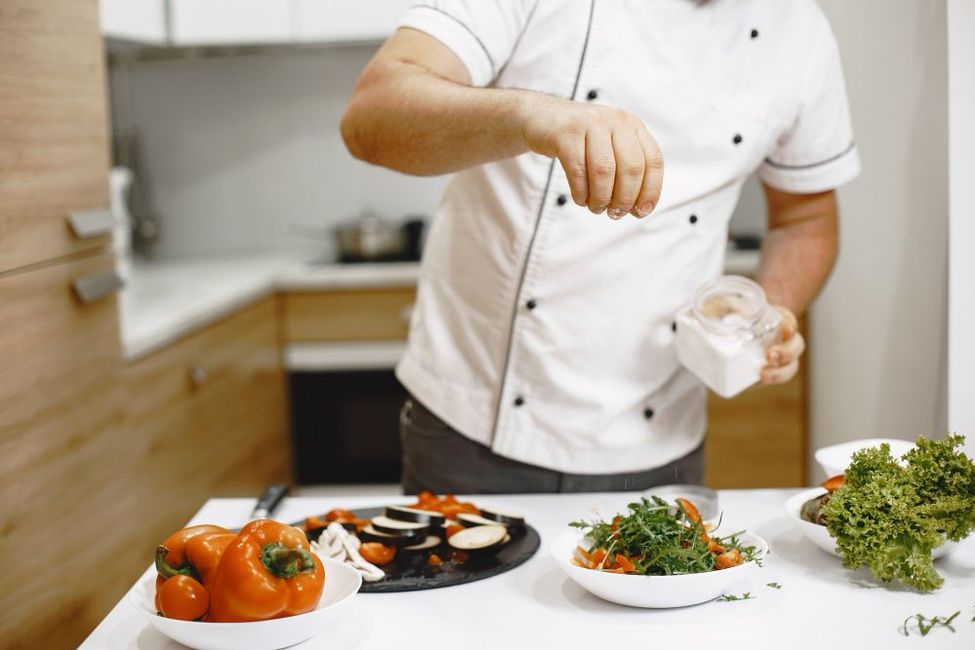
[207,520,325,623]
[155,525,236,588]
[154,524,236,619]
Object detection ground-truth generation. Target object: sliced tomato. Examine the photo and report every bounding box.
[325,508,356,522]
[676,497,702,524]
[714,548,743,570]
[359,542,397,565]
[590,548,608,566]
[446,523,465,539]
[615,554,636,572]
[304,516,326,530]
[821,474,845,493]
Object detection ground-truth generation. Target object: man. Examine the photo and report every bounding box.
[341,0,859,494]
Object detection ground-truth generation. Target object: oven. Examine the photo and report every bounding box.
[286,342,407,484]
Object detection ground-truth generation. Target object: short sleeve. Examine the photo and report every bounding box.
[400,1,536,87]
[758,21,861,194]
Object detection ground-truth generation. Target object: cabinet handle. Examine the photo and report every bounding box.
[68,209,114,239]
[400,302,415,327]
[188,364,208,387]
[72,269,124,304]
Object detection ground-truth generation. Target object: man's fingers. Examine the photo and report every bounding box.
[761,359,799,384]
[766,331,805,367]
[632,128,664,218]
[585,129,615,214]
[775,305,798,340]
[607,131,644,219]
[556,138,589,207]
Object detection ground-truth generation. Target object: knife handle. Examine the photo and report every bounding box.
[251,483,289,520]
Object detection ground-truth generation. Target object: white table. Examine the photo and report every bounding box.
[82,490,975,649]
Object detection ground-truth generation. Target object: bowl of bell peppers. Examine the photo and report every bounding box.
[129,519,362,650]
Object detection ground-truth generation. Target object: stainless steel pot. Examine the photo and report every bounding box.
[334,213,407,262]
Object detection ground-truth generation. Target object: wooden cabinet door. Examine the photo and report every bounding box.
[0,252,129,649]
[124,298,291,549]
[0,0,112,274]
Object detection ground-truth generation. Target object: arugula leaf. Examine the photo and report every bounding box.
[823,434,975,591]
[766,582,782,589]
[900,611,960,637]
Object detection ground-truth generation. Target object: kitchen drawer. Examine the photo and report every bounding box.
[0,252,131,648]
[284,287,417,342]
[123,298,290,543]
[0,0,112,274]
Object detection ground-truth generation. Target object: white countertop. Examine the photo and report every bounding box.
[81,490,975,649]
[118,249,760,361]
[118,255,421,360]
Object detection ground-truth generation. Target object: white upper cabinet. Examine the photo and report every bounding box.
[101,0,411,48]
[169,0,293,46]
[294,0,411,42]
[100,0,168,44]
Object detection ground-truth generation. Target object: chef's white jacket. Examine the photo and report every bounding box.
[395,0,860,474]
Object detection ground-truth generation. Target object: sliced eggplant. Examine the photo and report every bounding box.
[400,535,443,553]
[370,515,430,537]
[447,525,509,556]
[358,524,420,547]
[478,505,526,528]
[456,513,504,529]
[384,505,446,527]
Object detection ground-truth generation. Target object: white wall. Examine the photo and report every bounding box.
[110,46,449,260]
[813,0,948,456]
[731,1,950,478]
[947,0,975,457]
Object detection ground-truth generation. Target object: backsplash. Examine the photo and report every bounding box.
[108,45,450,260]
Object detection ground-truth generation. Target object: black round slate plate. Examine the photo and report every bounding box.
[298,506,541,593]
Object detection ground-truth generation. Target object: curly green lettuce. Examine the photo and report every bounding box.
[822,434,975,591]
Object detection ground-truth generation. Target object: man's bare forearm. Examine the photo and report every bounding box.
[344,28,664,215]
[757,187,839,316]
[342,58,535,176]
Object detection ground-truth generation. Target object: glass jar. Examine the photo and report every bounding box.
[674,275,782,398]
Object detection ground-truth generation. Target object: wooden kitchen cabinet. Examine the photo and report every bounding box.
[0,253,131,650]
[0,0,113,275]
[704,321,809,488]
[123,297,291,550]
[284,287,416,342]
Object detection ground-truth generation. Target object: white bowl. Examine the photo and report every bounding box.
[785,487,957,560]
[129,557,362,650]
[814,438,916,478]
[549,527,768,608]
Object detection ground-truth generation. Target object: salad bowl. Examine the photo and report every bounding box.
[785,487,957,560]
[550,526,768,608]
[129,556,362,650]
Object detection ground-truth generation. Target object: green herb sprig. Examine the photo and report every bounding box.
[766,582,782,589]
[716,592,754,602]
[900,611,960,637]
